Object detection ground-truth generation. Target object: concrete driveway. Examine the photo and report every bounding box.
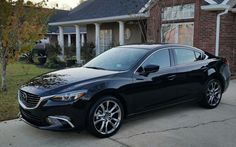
[1,80,236,147]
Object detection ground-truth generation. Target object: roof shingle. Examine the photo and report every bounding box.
[52,0,149,23]
[48,10,86,34]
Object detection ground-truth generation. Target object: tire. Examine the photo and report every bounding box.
[87,96,124,138]
[200,79,223,109]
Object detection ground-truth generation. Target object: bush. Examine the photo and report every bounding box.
[45,56,66,69]
[81,42,96,63]
[38,56,47,65]
[18,52,34,63]
[65,45,76,58]
[45,44,61,57]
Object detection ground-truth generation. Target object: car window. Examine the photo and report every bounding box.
[84,47,148,71]
[174,48,196,65]
[142,49,171,69]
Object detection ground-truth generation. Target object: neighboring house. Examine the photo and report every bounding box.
[49,0,150,61]
[45,9,87,47]
[49,0,236,74]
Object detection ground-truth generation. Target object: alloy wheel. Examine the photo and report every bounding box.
[206,80,222,107]
[93,100,122,135]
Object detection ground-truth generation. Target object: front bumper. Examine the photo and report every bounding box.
[19,100,89,131]
[19,113,75,131]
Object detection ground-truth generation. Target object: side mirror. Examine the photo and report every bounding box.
[142,65,160,75]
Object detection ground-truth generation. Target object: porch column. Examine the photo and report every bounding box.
[68,34,71,47]
[81,33,85,47]
[58,26,64,59]
[118,21,125,45]
[75,25,81,63]
[95,23,100,56]
[57,34,60,44]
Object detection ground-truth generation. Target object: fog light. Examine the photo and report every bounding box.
[47,117,59,125]
[46,116,75,128]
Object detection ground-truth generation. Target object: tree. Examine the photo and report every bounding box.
[0,0,51,91]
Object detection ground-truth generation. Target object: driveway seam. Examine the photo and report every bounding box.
[108,137,130,147]
[115,116,236,140]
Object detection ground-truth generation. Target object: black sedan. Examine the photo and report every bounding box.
[18,44,231,138]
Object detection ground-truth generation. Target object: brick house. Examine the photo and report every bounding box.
[147,0,236,74]
[49,0,236,74]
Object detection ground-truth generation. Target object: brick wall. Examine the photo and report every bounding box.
[146,3,161,43]
[195,0,236,74]
[147,0,236,74]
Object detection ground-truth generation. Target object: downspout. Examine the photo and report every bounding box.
[215,6,230,56]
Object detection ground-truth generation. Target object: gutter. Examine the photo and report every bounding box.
[215,6,230,56]
[49,13,149,26]
[201,4,230,11]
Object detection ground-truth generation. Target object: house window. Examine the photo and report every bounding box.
[161,3,195,46]
[100,29,112,52]
[162,4,195,21]
[162,23,194,46]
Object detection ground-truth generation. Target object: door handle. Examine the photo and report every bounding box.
[168,75,176,81]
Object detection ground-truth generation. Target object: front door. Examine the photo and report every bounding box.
[130,49,178,112]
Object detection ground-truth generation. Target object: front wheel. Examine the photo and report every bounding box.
[200,79,222,109]
[88,96,124,138]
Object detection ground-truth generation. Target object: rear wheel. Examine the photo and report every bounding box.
[88,96,124,138]
[200,79,222,109]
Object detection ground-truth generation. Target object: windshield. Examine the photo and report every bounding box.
[84,47,149,71]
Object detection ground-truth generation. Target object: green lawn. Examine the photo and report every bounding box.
[0,63,54,121]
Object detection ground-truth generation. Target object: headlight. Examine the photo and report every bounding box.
[51,90,87,102]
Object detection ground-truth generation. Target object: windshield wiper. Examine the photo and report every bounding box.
[85,66,107,70]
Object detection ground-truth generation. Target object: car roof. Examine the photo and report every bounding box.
[120,44,203,52]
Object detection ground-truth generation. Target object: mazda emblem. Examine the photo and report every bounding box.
[21,92,28,102]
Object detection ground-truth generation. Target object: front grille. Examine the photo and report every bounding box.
[20,108,48,126]
[19,90,41,108]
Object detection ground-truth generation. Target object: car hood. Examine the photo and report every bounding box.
[21,67,120,96]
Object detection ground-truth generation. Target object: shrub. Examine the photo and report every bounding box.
[45,56,66,69]
[18,52,34,63]
[81,42,96,63]
[65,45,76,58]
[45,44,61,57]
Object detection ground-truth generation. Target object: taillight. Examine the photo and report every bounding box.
[222,58,229,65]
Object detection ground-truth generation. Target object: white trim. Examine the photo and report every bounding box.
[68,34,71,47]
[175,24,179,44]
[118,21,125,46]
[139,0,153,13]
[201,4,230,11]
[232,8,236,12]
[49,13,149,26]
[222,0,230,5]
[205,0,217,5]
[47,32,86,35]
[75,25,81,63]
[59,26,65,59]
[46,32,87,35]
[95,23,101,56]
[81,33,85,47]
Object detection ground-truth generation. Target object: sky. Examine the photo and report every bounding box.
[30,0,82,10]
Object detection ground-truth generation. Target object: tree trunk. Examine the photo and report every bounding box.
[1,57,7,91]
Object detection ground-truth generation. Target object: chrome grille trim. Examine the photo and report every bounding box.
[18,90,52,110]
